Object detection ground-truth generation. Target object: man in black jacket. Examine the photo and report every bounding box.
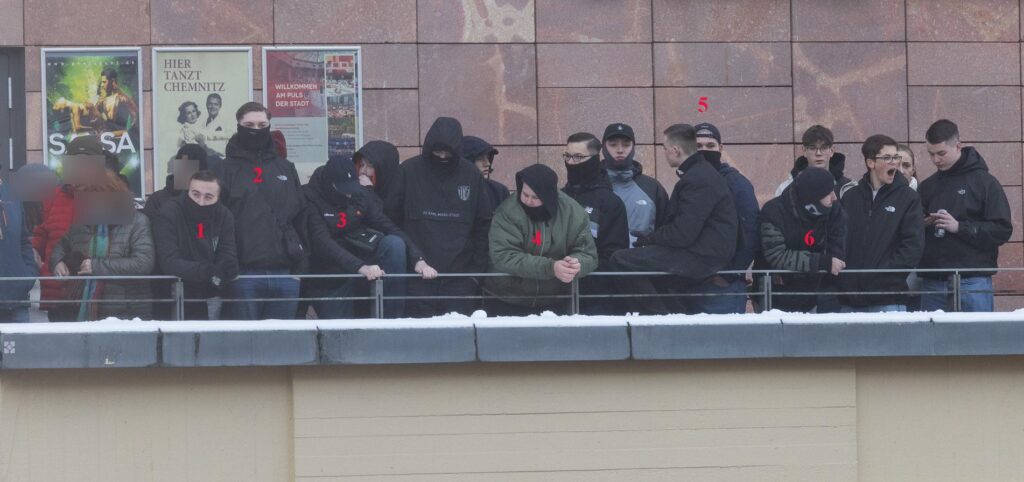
[563,132,629,314]
[354,140,403,223]
[602,123,670,247]
[303,155,437,318]
[919,119,1013,312]
[396,117,491,317]
[838,134,924,312]
[152,170,239,319]
[609,124,738,315]
[460,135,509,215]
[212,102,352,320]
[759,167,847,312]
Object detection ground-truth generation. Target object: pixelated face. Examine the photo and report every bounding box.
[188,179,220,206]
[803,142,833,168]
[72,192,134,226]
[61,155,106,187]
[926,140,962,172]
[519,183,543,208]
[866,145,900,186]
[696,137,721,152]
[605,137,633,161]
[239,111,270,129]
[172,156,200,191]
[9,169,59,202]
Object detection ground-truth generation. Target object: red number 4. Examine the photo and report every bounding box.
[697,96,709,113]
[253,167,264,183]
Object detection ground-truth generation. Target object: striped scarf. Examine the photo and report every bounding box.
[78,225,109,321]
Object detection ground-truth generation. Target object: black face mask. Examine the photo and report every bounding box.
[184,195,217,223]
[701,150,723,169]
[519,201,551,222]
[237,125,271,151]
[565,155,601,185]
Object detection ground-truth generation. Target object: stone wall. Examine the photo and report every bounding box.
[1,0,1022,305]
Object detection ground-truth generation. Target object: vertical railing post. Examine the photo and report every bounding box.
[952,271,962,312]
[174,278,185,321]
[762,272,772,311]
[571,277,580,315]
[374,277,384,319]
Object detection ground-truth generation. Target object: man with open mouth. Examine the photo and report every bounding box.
[837,134,925,313]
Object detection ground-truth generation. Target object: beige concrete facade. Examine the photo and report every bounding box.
[1,358,1023,481]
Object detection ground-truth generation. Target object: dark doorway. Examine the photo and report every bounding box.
[0,48,26,181]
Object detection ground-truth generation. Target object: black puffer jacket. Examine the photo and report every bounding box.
[152,194,239,302]
[355,141,404,222]
[918,146,1013,278]
[838,172,924,307]
[396,118,491,273]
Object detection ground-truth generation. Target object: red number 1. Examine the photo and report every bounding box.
[197,223,204,239]
[336,212,347,229]
[253,167,264,183]
[697,96,709,113]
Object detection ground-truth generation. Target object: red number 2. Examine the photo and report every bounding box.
[336,212,347,229]
[253,167,264,183]
[697,96,709,113]
[197,223,204,239]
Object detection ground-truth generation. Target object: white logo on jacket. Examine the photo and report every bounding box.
[457,185,471,201]
[277,175,288,181]
[884,206,896,213]
[958,188,967,195]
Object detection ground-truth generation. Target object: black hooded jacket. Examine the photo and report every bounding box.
[789,152,852,197]
[759,184,848,312]
[396,118,491,273]
[562,155,629,266]
[918,146,1013,278]
[838,172,925,307]
[355,141,403,222]
[152,194,239,302]
[459,136,510,213]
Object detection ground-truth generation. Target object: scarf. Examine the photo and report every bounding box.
[78,224,109,321]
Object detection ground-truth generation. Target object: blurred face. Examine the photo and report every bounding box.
[563,141,593,165]
[184,104,199,124]
[188,179,220,206]
[803,142,833,168]
[898,148,916,179]
[605,137,633,162]
[926,139,962,171]
[239,111,270,129]
[867,145,900,187]
[520,183,543,208]
[819,191,837,208]
[662,143,685,168]
[696,137,721,152]
[207,97,221,117]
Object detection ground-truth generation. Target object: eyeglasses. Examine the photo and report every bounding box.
[803,144,833,154]
[562,153,589,163]
[872,155,900,163]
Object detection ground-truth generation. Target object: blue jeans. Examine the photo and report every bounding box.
[920,276,994,312]
[221,269,300,320]
[692,278,748,314]
[0,306,30,323]
[313,235,407,319]
[840,304,907,313]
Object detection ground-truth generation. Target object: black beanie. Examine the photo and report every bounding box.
[515,164,559,220]
[794,167,835,205]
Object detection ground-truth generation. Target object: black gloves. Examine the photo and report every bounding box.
[631,231,653,248]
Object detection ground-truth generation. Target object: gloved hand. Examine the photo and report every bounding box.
[631,231,652,248]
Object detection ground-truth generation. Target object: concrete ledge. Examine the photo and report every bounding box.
[320,321,477,364]
[162,329,319,367]
[632,322,783,359]
[0,331,159,369]
[476,319,630,362]
[782,322,934,357]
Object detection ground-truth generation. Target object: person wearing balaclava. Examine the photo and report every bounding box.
[458,135,509,215]
[212,102,353,320]
[758,166,848,313]
[601,123,670,247]
[301,155,436,319]
[353,140,404,222]
[152,170,239,320]
[395,117,493,318]
[484,163,598,316]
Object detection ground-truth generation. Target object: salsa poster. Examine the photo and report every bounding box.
[152,47,252,192]
[263,46,362,183]
[42,48,144,197]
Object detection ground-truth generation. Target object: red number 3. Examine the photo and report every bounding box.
[336,212,347,229]
[697,96,709,113]
[253,167,263,183]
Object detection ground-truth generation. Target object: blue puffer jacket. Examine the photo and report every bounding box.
[0,182,39,306]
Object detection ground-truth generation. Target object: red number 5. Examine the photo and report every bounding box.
[253,167,264,183]
[697,96,709,113]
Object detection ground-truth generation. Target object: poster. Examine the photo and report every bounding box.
[42,48,145,198]
[152,47,252,192]
[263,46,362,183]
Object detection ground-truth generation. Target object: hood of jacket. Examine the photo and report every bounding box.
[422,117,464,172]
[942,146,989,177]
[515,163,560,220]
[356,140,400,193]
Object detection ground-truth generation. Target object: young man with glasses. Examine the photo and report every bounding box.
[837,134,924,313]
[918,119,1012,312]
[776,125,852,198]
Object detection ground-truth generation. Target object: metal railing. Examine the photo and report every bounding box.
[0,268,1021,320]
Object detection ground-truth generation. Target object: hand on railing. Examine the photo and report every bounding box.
[554,257,581,284]
[358,265,385,281]
[54,261,70,277]
[830,257,846,276]
[415,260,438,280]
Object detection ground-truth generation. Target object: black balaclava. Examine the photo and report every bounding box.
[794,167,835,218]
[565,154,602,186]
[515,164,559,222]
[422,117,464,174]
[237,124,272,152]
[183,194,217,224]
[700,150,723,170]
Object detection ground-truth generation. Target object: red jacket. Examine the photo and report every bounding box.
[32,186,74,308]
